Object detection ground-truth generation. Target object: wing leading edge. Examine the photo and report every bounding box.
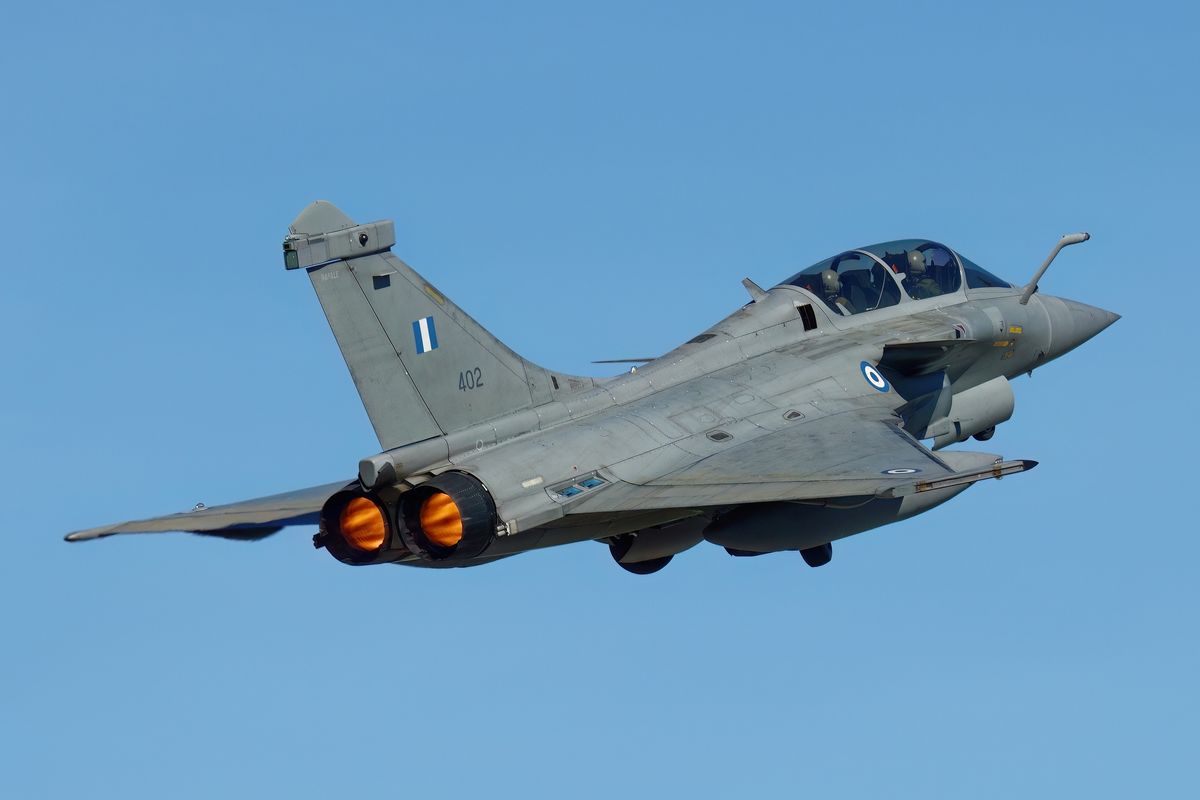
[64,480,354,542]
[570,411,1035,513]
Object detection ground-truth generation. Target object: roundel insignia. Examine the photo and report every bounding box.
[860,361,889,392]
[883,468,920,475]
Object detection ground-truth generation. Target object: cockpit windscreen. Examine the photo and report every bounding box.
[782,240,1016,317]
[958,252,1014,289]
[783,251,902,317]
[858,240,961,300]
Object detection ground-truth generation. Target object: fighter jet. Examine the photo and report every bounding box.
[64,201,1119,573]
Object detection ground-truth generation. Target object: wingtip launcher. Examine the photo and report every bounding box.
[877,459,1038,499]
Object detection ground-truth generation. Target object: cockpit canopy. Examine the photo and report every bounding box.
[782,239,1012,317]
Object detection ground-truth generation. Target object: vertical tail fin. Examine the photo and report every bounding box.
[285,201,591,450]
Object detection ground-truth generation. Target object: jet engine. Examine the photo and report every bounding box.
[316,485,410,566]
[397,472,497,560]
[315,471,498,565]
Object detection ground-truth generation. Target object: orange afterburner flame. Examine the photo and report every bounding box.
[339,497,387,552]
[420,492,463,548]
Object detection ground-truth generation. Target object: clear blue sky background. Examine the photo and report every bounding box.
[2,1,1195,797]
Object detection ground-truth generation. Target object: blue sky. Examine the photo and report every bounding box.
[2,1,1195,797]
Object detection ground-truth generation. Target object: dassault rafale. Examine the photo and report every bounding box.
[65,202,1118,573]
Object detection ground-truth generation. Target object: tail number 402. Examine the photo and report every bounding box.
[459,367,484,391]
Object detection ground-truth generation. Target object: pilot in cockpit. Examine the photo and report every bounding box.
[906,250,941,299]
[821,269,855,315]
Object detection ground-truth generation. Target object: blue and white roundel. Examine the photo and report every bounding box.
[860,361,889,392]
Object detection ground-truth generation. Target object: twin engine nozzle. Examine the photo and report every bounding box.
[315,472,497,565]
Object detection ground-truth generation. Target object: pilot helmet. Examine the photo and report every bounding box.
[907,250,926,276]
[821,269,840,294]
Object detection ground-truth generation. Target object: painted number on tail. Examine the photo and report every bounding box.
[413,316,439,354]
[459,367,483,391]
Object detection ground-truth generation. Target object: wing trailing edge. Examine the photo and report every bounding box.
[64,480,354,542]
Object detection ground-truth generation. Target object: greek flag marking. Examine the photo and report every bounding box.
[413,316,438,354]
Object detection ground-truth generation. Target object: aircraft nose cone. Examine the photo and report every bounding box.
[1043,296,1120,360]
